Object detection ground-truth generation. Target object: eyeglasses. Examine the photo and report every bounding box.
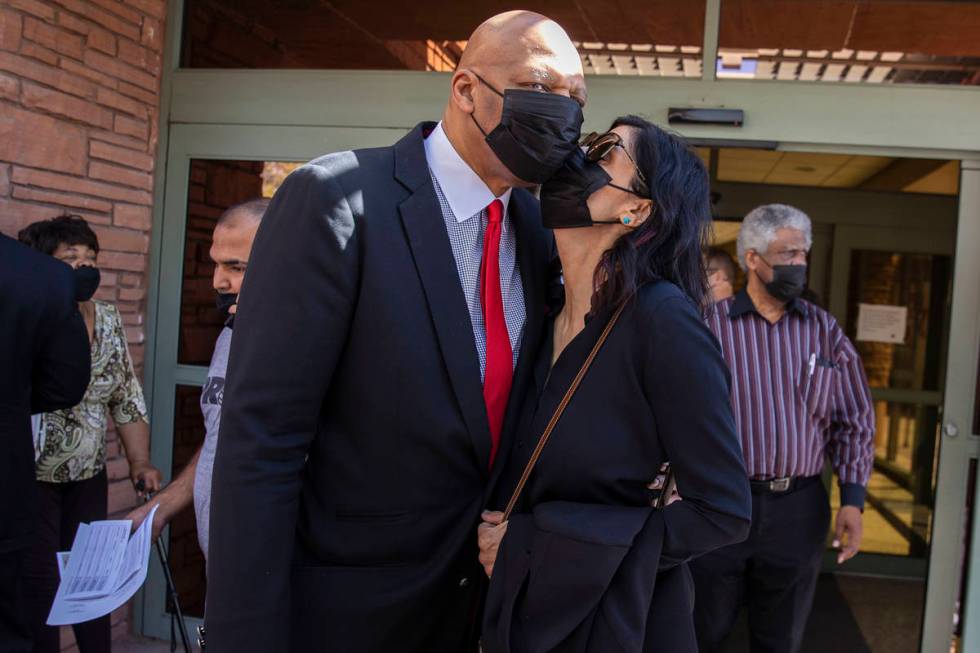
[580,131,648,196]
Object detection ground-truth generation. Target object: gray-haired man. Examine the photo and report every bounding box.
[693,204,875,653]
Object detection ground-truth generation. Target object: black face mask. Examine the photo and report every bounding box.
[760,258,807,302]
[74,266,101,302]
[470,74,584,184]
[540,149,636,229]
[215,292,237,323]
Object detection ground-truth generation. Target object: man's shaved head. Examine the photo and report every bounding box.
[211,198,267,299]
[443,11,586,194]
[458,12,585,103]
[217,198,269,228]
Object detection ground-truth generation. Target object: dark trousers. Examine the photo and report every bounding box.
[691,478,831,653]
[0,547,33,652]
[24,469,112,653]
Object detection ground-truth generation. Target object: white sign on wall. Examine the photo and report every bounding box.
[856,303,908,344]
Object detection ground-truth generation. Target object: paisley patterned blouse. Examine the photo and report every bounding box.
[36,300,149,483]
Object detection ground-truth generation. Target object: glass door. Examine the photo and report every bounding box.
[827,220,967,652]
[828,225,955,574]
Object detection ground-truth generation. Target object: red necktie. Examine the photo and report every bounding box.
[480,199,513,468]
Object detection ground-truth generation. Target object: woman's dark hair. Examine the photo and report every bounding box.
[17,214,100,256]
[592,115,712,312]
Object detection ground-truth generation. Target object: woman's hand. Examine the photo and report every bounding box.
[130,461,162,496]
[647,463,682,506]
[478,511,508,578]
[117,420,160,496]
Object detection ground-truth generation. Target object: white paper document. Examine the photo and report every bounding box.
[47,505,158,626]
[856,303,908,344]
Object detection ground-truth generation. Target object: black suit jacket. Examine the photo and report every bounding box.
[205,123,552,652]
[0,234,90,552]
[484,281,752,653]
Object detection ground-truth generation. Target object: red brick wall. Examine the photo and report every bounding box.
[0,0,166,648]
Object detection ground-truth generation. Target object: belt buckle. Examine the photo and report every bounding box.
[770,477,791,492]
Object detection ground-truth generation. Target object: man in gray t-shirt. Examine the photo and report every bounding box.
[192,326,230,555]
[127,198,267,559]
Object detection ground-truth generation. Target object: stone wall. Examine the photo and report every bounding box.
[0,0,166,648]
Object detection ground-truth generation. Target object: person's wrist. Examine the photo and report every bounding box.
[154,494,176,521]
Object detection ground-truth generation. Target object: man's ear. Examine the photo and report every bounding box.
[450,69,479,114]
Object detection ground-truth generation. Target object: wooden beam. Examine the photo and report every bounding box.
[860,159,949,191]
[703,0,720,81]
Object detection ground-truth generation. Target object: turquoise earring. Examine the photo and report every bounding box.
[622,216,632,225]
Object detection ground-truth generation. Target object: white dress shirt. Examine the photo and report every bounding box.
[423,122,526,379]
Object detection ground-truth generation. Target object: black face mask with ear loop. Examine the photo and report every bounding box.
[759,257,808,302]
[215,292,237,317]
[539,149,636,229]
[470,74,584,184]
[74,266,101,302]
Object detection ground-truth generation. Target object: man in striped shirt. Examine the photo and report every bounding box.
[692,204,875,653]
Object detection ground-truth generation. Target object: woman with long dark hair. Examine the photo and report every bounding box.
[478,116,751,652]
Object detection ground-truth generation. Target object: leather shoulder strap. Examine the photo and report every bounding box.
[502,300,629,520]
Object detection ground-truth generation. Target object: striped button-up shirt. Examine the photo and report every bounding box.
[706,289,875,507]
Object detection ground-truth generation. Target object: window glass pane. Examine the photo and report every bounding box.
[181,0,706,77]
[846,251,952,393]
[834,250,953,558]
[177,159,300,366]
[718,0,980,85]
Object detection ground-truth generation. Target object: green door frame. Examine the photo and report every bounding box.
[953,161,980,652]
[140,1,980,650]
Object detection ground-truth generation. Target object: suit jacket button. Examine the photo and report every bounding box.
[458,577,471,589]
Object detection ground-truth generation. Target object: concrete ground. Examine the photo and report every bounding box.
[722,573,924,653]
[112,634,181,652]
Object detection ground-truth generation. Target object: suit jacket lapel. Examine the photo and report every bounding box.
[488,191,550,495]
[395,123,493,473]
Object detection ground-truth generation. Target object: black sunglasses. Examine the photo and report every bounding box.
[580,131,649,197]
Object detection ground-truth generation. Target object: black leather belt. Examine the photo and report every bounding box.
[749,475,820,495]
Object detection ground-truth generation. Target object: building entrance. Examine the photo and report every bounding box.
[143,1,980,649]
[704,146,959,650]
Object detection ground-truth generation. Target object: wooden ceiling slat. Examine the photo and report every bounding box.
[851,3,980,58]
[189,0,980,74]
[318,0,706,44]
[719,0,858,50]
[720,0,980,58]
